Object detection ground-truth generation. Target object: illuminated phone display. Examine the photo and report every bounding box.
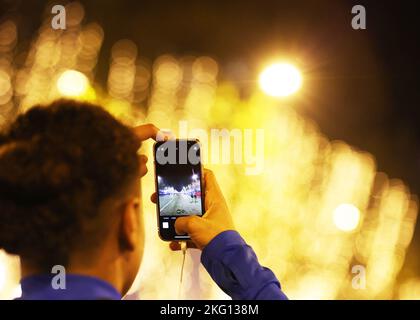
[154,139,205,241]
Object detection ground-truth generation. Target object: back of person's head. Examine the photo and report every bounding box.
[0,99,141,272]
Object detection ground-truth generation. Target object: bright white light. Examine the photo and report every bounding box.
[333,203,361,232]
[56,70,89,97]
[259,63,302,97]
[11,284,22,299]
[192,174,198,180]
[0,261,6,292]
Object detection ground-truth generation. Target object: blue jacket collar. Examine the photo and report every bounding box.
[19,274,122,300]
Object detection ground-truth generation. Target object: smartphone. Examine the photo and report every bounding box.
[153,139,205,241]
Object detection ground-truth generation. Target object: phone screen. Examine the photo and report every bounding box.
[154,139,205,241]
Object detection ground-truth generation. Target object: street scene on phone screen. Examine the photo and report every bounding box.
[158,167,202,216]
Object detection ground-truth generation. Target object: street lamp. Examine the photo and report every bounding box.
[259,62,302,97]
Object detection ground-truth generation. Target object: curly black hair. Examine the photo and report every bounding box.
[0,100,141,270]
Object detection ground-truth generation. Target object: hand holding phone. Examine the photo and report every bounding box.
[151,166,235,250]
[171,168,235,250]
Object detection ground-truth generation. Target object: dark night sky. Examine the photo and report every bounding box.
[1,0,419,273]
[157,165,198,192]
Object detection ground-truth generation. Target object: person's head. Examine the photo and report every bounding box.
[0,99,145,295]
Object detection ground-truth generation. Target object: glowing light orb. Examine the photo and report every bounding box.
[56,70,89,97]
[0,70,11,96]
[333,203,361,232]
[0,262,6,292]
[259,63,302,97]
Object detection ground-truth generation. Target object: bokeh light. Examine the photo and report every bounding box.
[333,203,361,232]
[259,63,302,97]
[56,70,89,97]
[0,261,6,293]
[0,69,11,97]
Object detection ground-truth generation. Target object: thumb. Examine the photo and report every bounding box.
[174,215,201,235]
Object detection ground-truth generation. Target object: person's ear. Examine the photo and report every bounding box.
[119,197,141,251]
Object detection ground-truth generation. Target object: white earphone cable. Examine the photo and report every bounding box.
[177,241,187,299]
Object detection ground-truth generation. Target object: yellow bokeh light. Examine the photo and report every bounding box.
[333,203,361,232]
[259,62,302,97]
[56,70,89,97]
[0,261,6,292]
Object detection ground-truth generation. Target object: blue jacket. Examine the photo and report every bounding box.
[19,231,288,300]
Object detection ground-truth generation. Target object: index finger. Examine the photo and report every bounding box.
[132,123,160,141]
[203,169,225,208]
[203,169,222,195]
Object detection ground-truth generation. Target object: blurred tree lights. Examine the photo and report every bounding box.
[0,2,419,300]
